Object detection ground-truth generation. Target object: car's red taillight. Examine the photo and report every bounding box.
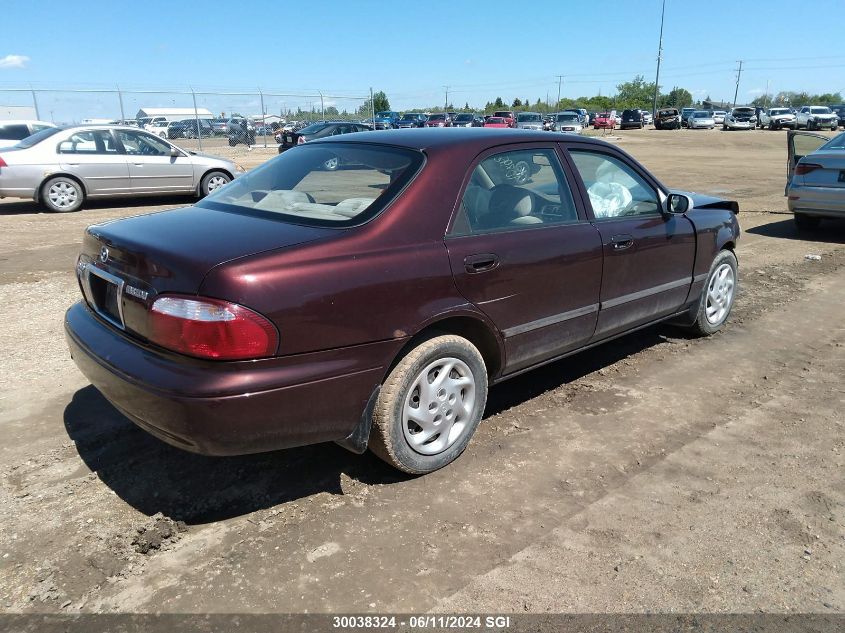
[0,155,7,168]
[297,136,306,145]
[148,295,278,360]
[795,163,823,176]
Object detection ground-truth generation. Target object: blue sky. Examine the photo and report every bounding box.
[2,0,843,121]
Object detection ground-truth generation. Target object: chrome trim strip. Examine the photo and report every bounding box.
[86,265,126,330]
[693,273,709,283]
[601,277,692,310]
[503,303,599,337]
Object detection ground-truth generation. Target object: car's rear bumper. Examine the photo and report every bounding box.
[65,301,396,456]
[787,184,845,217]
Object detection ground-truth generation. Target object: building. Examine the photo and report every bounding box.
[134,107,213,122]
[1,104,37,120]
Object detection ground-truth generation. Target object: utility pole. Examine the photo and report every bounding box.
[556,75,564,109]
[443,85,450,111]
[652,0,666,116]
[733,60,744,108]
[765,79,770,108]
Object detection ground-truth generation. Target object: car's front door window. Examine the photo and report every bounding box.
[569,150,661,219]
[116,130,172,156]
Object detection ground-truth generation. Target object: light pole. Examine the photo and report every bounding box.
[443,85,450,111]
[556,75,564,109]
[652,0,666,116]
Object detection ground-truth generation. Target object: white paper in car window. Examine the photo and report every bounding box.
[587,181,632,218]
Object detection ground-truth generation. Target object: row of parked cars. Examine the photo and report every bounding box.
[668,105,845,131]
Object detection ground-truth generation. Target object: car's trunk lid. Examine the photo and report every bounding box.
[80,205,331,297]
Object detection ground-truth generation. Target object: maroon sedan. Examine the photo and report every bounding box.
[65,129,740,474]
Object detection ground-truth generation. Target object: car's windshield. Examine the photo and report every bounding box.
[454,114,473,122]
[493,111,512,117]
[556,114,578,122]
[769,109,789,115]
[487,118,504,123]
[693,111,710,118]
[810,107,831,114]
[820,132,845,151]
[517,113,541,122]
[200,143,423,227]
[733,109,753,115]
[400,114,419,120]
[429,114,445,120]
[376,112,395,118]
[14,126,63,148]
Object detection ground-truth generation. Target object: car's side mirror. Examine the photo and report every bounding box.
[170,147,181,157]
[664,193,692,215]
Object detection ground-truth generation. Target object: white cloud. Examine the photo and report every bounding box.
[747,88,765,95]
[0,54,29,69]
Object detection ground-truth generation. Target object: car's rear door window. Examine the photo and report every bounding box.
[451,148,579,235]
[57,130,119,155]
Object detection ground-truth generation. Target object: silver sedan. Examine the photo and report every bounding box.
[787,131,845,229]
[0,125,244,212]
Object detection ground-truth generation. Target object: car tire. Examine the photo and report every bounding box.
[369,335,488,474]
[228,137,236,147]
[794,213,821,230]
[686,249,738,337]
[41,176,84,213]
[200,171,231,197]
[807,120,814,131]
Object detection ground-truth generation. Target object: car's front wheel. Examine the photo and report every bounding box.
[369,335,488,474]
[686,250,738,336]
[41,176,84,213]
[200,171,231,196]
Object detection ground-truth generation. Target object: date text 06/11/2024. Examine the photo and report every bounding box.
[332,615,512,629]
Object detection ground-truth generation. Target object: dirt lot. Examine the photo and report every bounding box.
[1,128,843,616]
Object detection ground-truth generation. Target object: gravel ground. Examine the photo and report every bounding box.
[0,128,843,617]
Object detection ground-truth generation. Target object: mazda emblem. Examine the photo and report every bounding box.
[99,246,109,263]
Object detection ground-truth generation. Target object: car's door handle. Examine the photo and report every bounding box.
[610,234,634,250]
[464,253,499,274]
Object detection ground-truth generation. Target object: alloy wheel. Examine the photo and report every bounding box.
[705,263,735,325]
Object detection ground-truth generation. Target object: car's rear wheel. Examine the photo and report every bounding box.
[686,250,737,336]
[794,213,821,230]
[41,176,84,213]
[369,335,488,474]
[200,171,231,197]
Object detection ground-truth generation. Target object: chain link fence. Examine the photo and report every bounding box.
[0,87,373,151]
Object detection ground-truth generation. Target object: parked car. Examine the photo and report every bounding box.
[655,108,681,130]
[451,113,484,128]
[63,128,740,475]
[211,119,229,135]
[515,112,544,130]
[492,110,516,128]
[593,112,615,129]
[796,106,838,131]
[140,116,169,130]
[680,107,697,128]
[0,120,56,149]
[373,111,401,130]
[397,113,428,128]
[688,111,715,130]
[553,112,582,133]
[620,109,645,130]
[483,117,509,128]
[640,110,653,125]
[277,121,370,156]
[829,105,845,129]
[168,119,215,139]
[723,107,756,131]
[147,120,172,138]
[786,130,845,229]
[0,126,243,212]
[425,113,451,127]
[542,115,556,131]
[712,111,727,125]
[758,107,797,130]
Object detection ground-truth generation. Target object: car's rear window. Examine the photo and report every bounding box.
[820,132,845,150]
[13,126,62,148]
[199,143,424,227]
[517,113,542,122]
[810,107,831,114]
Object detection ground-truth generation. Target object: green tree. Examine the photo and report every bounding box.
[661,87,693,108]
[358,91,391,116]
[494,97,504,108]
[512,98,522,107]
[615,75,658,110]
